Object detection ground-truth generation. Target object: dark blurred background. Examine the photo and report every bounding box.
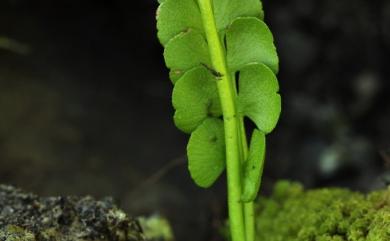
[0,0,389,240]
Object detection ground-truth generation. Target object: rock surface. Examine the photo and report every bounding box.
[0,185,145,241]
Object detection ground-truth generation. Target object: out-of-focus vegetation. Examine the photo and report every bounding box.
[255,181,390,241]
[0,37,29,54]
[139,215,174,241]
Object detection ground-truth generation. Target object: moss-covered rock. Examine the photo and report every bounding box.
[256,181,390,241]
[0,185,145,241]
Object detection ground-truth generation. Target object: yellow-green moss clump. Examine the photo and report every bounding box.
[256,181,390,241]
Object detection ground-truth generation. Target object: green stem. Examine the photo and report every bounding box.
[234,81,255,241]
[239,119,255,241]
[197,1,246,241]
[244,201,255,241]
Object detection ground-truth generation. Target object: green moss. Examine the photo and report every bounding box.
[138,215,174,241]
[0,225,35,241]
[256,181,390,241]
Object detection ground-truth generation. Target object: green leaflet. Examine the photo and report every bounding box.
[157,0,281,189]
[172,66,221,133]
[237,63,281,134]
[159,0,268,84]
[187,118,225,188]
[164,30,211,84]
[157,0,264,46]
[241,129,266,202]
[226,17,279,74]
[169,69,184,83]
[157,0,203,46]
[213,0,264,32]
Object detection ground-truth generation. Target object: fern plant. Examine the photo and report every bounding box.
[156,0,281,241]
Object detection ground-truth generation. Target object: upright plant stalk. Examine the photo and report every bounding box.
[197,0,246,240]
[239,122,255,241]
[235,77,255,241]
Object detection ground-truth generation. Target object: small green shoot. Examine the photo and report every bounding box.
[156,1,281,241]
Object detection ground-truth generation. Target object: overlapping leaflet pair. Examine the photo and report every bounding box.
[157,0,281,200]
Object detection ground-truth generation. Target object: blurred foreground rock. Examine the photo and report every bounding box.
[0,185,145,241]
